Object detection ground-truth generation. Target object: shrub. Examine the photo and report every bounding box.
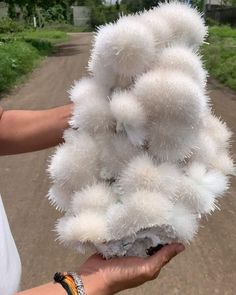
[0,29,68,94]
[86,1,126,28]
[24,38,53,55]
[0,17,25,34]
[0,41,40,93]
[202,25,236,91]
[38,4,67,24]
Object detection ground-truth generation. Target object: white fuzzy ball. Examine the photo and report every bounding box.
[89,57,116,89]
[169,203,198,242]
[89,56,134,90]
[48,133,99,191]
[70,92,114,133]
[186,162,229,196]
[110,90,146,128]
[134,69,206,161]
[157,2,208,48]
[193,130,235,175]
[203,113,232,149]
[107,191,173,240]
[63,128,79,144]
[194,130,218,163]
[178,162,228,214]
[110,90,147,145]
[56,212,109,245]
[70,183,117,214]
[90,19,155,77]
[116,153,181,197]
[149,121,197,162]
[69,77,108,103]
[47,184,72,212]
[134,69,206,122]
[139,11,172,48]
[124,126,148,147]
[157,46,207,87]
[210,153,235,176]
[96,133,139,180]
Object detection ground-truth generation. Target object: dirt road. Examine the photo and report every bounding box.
[0,33,235,294]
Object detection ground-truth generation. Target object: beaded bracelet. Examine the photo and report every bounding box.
[68,272,86,295]
[54,272,85,295]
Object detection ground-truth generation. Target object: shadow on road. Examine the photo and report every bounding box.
[53,44,85,57]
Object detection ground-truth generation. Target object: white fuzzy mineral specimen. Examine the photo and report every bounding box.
[48,2,234,258]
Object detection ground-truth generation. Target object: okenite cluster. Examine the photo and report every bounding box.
[48,2,234,258]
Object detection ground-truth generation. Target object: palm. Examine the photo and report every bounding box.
[78,243,184,294]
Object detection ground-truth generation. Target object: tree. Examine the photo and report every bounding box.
[3,0,75,22]
[121,0,143,13]
[121,0,161,13]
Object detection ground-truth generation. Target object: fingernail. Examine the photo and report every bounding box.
[176,244,185,254]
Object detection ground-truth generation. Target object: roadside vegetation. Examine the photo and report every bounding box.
[0,19,69,94]
[0,0,236,94]
[203,24,236,91]
[0,1,89,95]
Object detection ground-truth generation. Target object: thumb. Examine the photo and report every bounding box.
[147,243,185,270]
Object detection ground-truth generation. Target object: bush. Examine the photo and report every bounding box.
[24,38,53,55]
[86,1,126,28]
[38,4,67,24]
[0,18,25,34]
[0,29,68,94]
[202,25,236,91]
[0,29,68,53]
[0,41,40,93]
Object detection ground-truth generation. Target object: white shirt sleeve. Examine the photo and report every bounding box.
[0,195,22,295]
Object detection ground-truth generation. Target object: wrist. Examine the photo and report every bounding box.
[79,273,111,295]
[57,103,73,131]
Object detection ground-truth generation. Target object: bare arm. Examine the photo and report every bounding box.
[16,282,66,295]
[0,104,73,155]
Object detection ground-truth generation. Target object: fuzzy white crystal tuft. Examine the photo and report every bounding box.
[48,2,234,258]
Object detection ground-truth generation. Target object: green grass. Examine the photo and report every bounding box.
[43,23,91,32]
[0,29,68,44]
[0,29,69,95]
[0,41,40,93]
[203,25,236,91]
[18,29,69,43]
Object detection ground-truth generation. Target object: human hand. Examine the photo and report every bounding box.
[78,243,185,295]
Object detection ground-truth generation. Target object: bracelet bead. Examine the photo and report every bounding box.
[68,272,86,295]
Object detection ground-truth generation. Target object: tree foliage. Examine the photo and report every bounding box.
[121,0,161,13]
[3,0,166,27]
[85,0,123,28]
[4,0,74,19]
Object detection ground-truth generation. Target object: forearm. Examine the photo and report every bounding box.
[16,282,66,295]
[16,276,107,295]
[0,104,73,155]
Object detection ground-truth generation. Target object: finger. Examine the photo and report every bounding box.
[147,243,185,270]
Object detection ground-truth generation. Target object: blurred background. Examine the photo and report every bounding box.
[0,0,236,94]
[0,1,235,294]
